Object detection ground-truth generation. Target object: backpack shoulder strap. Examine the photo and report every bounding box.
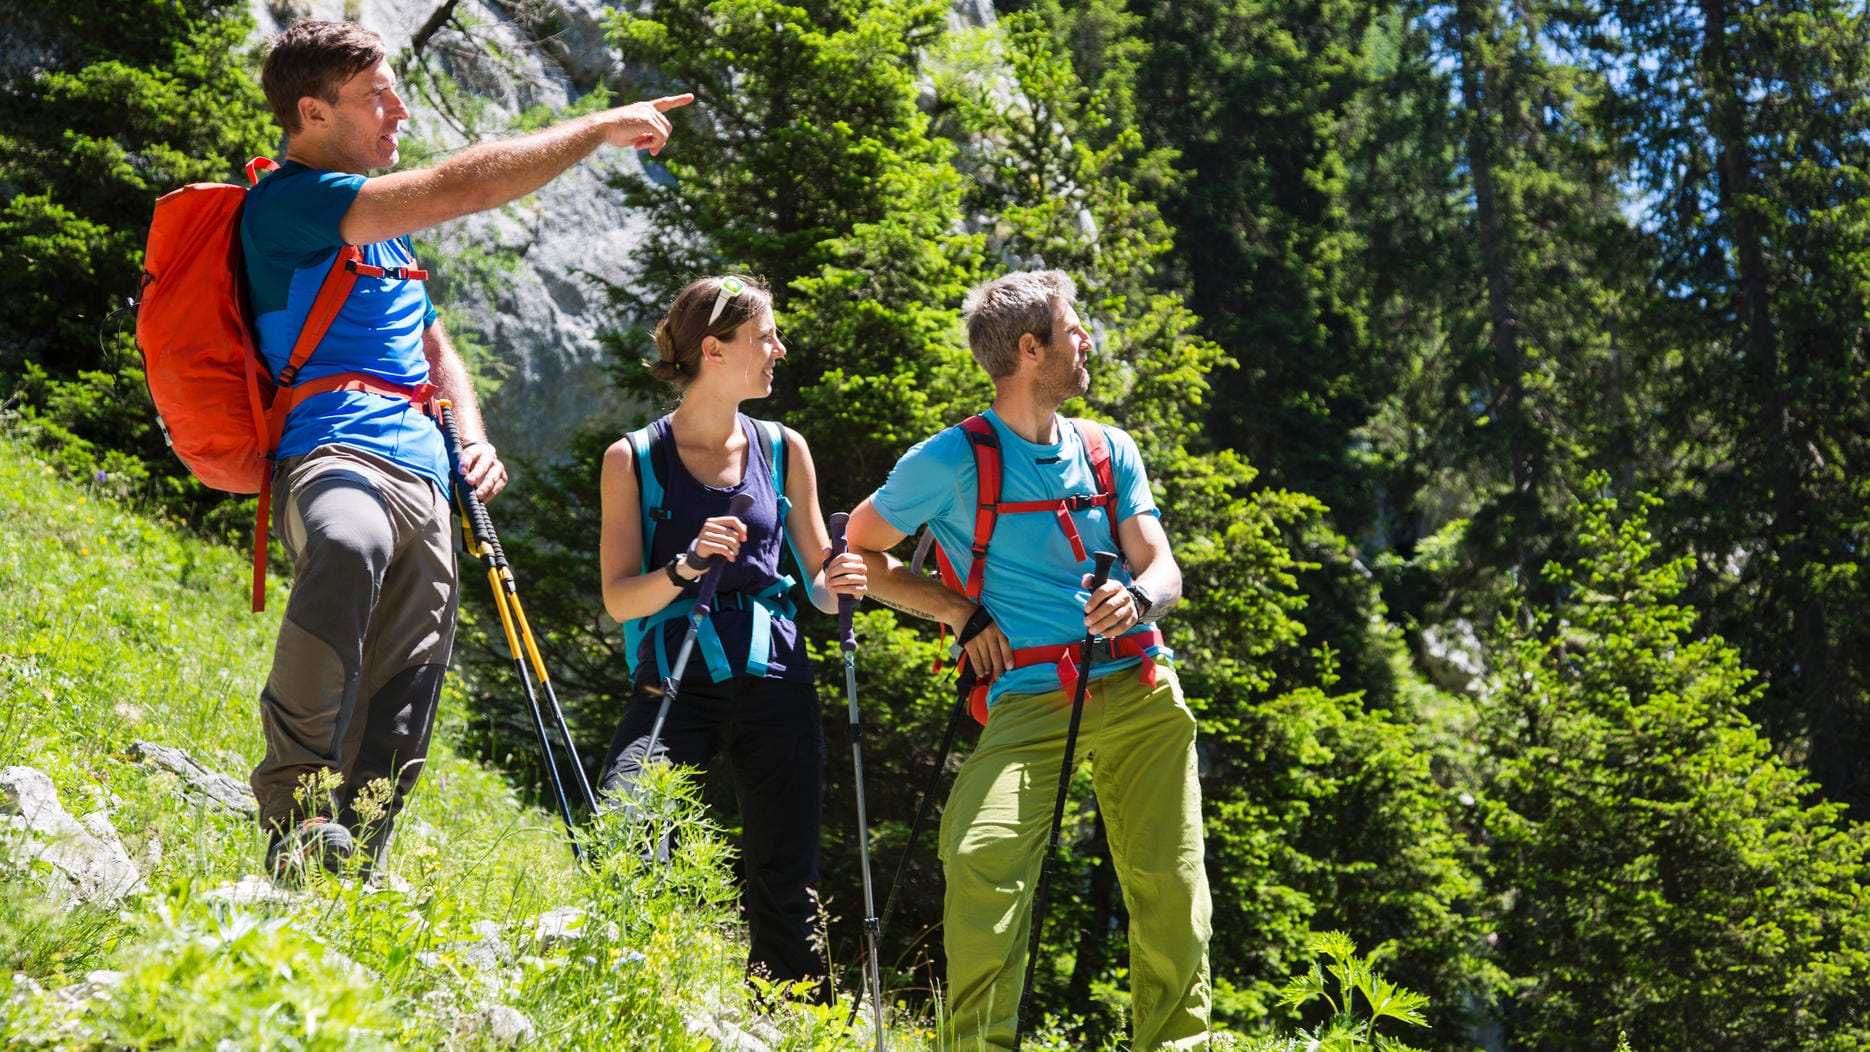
[625,421,669,574]
[619,420,669,682]
[750,417,808,577]
[958,414,1000,600]
[752,417,788,493]
[1068,417,1123,554]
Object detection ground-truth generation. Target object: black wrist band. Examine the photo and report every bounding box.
[958,604,996,647]
[664,555,690,587]
[1126,582,1159,622]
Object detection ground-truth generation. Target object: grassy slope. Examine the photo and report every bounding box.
[0,436,920,1050]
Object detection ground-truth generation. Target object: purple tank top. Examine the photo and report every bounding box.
[636,413,809,687]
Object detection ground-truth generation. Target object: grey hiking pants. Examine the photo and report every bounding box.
[250,445,456,859]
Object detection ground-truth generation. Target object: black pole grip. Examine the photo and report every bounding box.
[437,400,506,569]
[828,511,855,651]
[691,491,754,615]
[1089,550,1119,592]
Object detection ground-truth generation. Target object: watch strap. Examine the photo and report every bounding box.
[664,554,691,587]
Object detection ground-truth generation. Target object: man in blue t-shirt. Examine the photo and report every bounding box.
[848,271,1212,1050]
[244,19,690,883]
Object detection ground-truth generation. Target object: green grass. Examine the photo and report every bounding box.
[0,436,933,1050]
[0,434,1425,1051]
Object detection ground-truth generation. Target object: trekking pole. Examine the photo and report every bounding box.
[640,491,755,765]
[437,400,599,863]
[857,528,970,1030]
[1013,550,1119,1051]
[828,513,887,1048]
[870,689,966,984]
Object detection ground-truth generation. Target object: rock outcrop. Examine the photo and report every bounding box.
[0,766,143,907]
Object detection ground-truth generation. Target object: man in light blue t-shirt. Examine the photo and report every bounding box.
[244,19,690,884]
[849,271,1212,1050]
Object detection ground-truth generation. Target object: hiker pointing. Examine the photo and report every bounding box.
[596,275,866,1002]
[243,18,690,882]
[847,270,1212,1050]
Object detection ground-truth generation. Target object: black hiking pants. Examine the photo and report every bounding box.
[599,674,829,1003]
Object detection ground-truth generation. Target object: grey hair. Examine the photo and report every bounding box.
[961,270,1078,379]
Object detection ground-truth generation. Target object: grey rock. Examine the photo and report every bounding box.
[128,740,257,817]
[687,1012,776,1052]
[200,874,297,907]
[0,766,143,907]
[531,905,587,948]
[459,920,511,977]
[1420,619,1487,695]
[475,1003,537,1046]
[50,969,126,1008]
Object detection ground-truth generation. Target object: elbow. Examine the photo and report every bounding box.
[601,584,631,625]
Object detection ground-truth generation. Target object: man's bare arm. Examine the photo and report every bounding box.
[340,95,692,246]
[848,499,1016,679]
[422,320,505,502]
[1083,512,1182,636]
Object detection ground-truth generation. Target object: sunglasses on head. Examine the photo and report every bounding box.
[707,276,748,325]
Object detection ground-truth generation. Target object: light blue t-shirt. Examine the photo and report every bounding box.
[870,410,1171,705]
[240,161,448,491]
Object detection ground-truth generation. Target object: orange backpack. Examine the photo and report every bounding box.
[136,157,428,611]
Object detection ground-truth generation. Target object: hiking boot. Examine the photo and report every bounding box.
[266,817,355,886]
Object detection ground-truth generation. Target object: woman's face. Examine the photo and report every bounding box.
[714,303,785,398]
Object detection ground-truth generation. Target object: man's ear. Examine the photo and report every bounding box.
[1017,330,1043,361]
[295,95,328,133]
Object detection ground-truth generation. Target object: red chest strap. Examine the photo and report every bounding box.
[954,415,1121,598]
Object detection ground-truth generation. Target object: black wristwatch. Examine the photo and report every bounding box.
[1125,582,1156,621]
[664,552,697,586]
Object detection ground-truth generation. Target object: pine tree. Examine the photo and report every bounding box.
[0,0,273,514]
[1482,479,1870,1051]
[1575,0,1870,816]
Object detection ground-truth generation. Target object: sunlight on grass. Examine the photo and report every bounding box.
[0,437,936,1049]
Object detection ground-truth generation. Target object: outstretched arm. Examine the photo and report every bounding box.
[847,499,1017,681]
[339,95,693,246]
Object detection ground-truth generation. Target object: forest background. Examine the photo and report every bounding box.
[7,0,1870,1049]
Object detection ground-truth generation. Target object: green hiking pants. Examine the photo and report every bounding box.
[939,659,1211,1050]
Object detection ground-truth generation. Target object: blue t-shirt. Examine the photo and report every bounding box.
[870,410,1171,704]
[240,161,448,491]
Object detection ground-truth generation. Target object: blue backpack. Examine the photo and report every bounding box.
[621,417,805,684]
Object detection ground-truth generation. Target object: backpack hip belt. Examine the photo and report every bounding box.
[957,624,1165,724]
[632,581,800,685]
[1008,623,1166,701]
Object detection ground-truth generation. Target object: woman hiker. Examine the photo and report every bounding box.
[596,274,867,1002]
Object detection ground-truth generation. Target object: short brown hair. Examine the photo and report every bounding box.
[261,20,386,135]
[961,270,1077,379]
[650,275,774,388]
